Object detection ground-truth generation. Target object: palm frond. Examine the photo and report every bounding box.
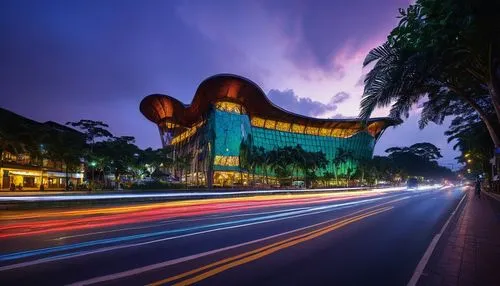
[363,42,395,67]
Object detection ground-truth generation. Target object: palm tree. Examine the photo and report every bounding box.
[359,1,500,147]
[267,147,293,186]
[305,151,328,187]
[292,145,306,181]
[249,146,266,186]
[332,148,352,185]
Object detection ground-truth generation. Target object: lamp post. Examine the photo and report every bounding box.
[90,161,96,190]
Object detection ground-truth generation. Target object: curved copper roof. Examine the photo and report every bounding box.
[140,74,400,137]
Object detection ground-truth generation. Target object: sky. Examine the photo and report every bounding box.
[0,0,460,168]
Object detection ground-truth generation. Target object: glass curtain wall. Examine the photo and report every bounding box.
[166,101,377,186]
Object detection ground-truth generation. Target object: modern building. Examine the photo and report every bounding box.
[140,74,399,187]
[0,108,84,191]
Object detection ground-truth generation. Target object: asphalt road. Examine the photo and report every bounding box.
[0,187,465,286]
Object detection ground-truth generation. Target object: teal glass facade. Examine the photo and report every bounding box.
[212,109,251,172]
[210,108,375,176]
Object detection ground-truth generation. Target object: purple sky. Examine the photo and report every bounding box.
[0,0,460,168]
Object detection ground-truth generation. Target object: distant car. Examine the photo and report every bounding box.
[292,181,305,189]
[407,178,418,189]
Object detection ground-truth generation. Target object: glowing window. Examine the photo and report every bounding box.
[215,101,246,114]
[170,121,204,145]
[291,124,305,133]
[275,121,291,132]
[251,117,265,128]
[305,126,319,135]
[319,128,331,136]
[214,155,240,166]
[264,120,276,129]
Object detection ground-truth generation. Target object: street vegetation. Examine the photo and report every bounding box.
[359,0,500,182]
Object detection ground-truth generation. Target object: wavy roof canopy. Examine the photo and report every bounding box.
[140,74,400,137]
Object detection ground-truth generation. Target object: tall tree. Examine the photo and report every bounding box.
[445,110,496,178]
[360,0,500,147]
[93,136,140,188]
[66,120,113,188]
[66,120,113,146]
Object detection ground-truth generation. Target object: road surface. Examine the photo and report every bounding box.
[0,187,464,285]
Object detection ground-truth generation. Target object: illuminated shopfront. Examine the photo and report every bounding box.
[1,164,84,190]
[140,74,399,187]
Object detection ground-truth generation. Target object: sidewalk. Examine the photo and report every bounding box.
[417,189,500,286]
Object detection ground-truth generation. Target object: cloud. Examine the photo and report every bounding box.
[330,92,350,104]
[331,113,354,119]
[261,0,409,73]
[267,89,350,117]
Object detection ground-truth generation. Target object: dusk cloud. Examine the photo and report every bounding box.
[267,89,350,117]
[331,113,354,119]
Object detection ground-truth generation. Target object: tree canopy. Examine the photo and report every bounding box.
[360,0,500,147]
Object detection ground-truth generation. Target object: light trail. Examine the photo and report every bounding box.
[0,190,386,221]
[0,194,404,264]
[0,193,375,239]
[54,207,315,241]
[0,186,407,202]
[0,186,440,240]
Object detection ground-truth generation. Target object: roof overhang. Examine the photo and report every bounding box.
[140,74,401,137]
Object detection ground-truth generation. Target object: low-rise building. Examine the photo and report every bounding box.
[0,108,84,191]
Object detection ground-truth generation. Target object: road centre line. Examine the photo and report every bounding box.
[152,207,394,286]
[69,198,407,286]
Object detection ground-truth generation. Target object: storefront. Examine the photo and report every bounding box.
[1,168,83,191]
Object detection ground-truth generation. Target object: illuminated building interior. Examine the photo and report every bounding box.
[140,74,399,187]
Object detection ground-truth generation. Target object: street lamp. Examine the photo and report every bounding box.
[465,153,471,158]
[467,159,472,164]
[90,161,97,190]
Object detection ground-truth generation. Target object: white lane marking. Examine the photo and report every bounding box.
[407,192,467,286]
[55,221,184,240]
[0,194,409,272]
[68,201,399,286]
[55,206,313,240]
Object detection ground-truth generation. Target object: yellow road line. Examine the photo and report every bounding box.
[148,206,393,286]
